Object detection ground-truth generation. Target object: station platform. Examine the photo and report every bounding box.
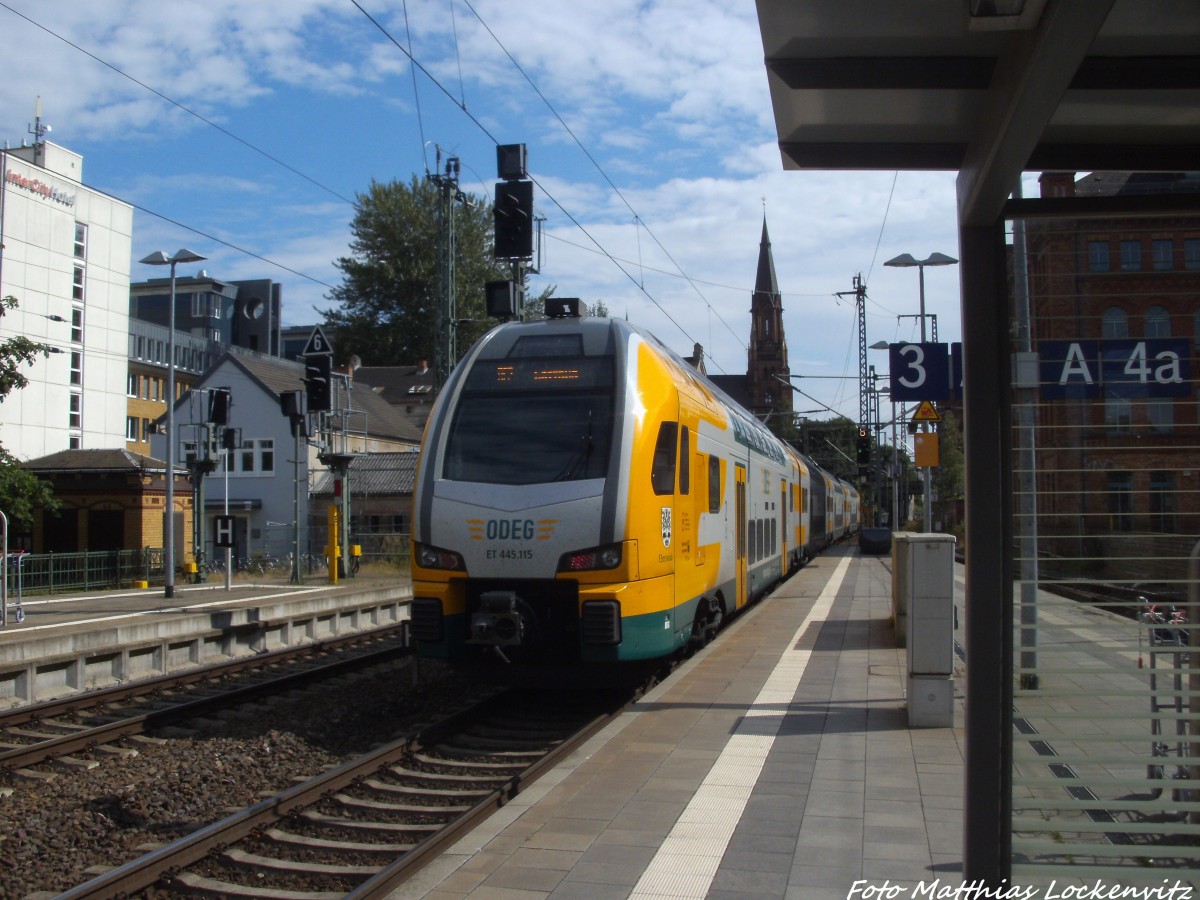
[399,546,967,900]
[0,575,412,708]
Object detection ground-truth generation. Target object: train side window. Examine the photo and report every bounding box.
[679,426,690,495]
[651,422,678,495]
[708,456,721,513]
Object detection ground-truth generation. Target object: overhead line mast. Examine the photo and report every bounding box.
[836,274,870,434]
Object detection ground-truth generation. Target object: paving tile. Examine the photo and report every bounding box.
[708,867,791,896]
[481,861,567,892]
[506,848,583,871]
[404,555,966,899]
[547,883,630,900]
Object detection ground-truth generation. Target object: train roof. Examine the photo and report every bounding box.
[464,309,861,488]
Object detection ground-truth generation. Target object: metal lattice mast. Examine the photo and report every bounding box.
[430,150,461,388]
[837,274,869,430]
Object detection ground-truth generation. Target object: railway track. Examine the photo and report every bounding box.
[56,687,629,899]
[0,623,411,773]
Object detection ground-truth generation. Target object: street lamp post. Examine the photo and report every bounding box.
[884,251,958,532]
[139,249,206,599]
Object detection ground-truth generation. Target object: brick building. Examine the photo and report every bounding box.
[1023,171,1200,582]
[22,448,193,560]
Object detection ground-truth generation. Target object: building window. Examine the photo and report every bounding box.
[141,418,151,442]
[69,392,82,429]
[141,376,151,400]
[1101,307,1129,339]
[71,307,83,343]
[127,373,138,397]
[1146,398,1173,433]
[191,292,221,320]
[74,222,87,259]
[72,264,85,301]
[1152,239,1173,270]
[1149,471,1176,533]
[69,435,81,450]
[1185,239,1200,270]
[1088,241,1109,272]
[1145,305,1171,338]
[234,439,275,476]
[1107,472,1133,532]
[1119,240,1141,271]
[70,351,82,386]
[126,416,139,440]
[1104,382,1133,433]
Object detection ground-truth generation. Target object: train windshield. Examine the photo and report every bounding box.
[442,356,615,485]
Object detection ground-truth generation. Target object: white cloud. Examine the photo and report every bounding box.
[0,0,965,421]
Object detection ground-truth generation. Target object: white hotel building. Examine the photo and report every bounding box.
[0,140,132,458]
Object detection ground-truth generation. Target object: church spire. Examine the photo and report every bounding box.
[755,215,781,300]
[747,213,791,421]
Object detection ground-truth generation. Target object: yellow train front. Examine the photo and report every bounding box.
[409,298,832,667]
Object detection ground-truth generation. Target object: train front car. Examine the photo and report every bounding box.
[410,301,721,668]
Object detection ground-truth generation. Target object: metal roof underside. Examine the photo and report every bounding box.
[755,0,1200,226]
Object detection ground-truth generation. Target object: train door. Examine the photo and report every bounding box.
[735,464,747,608]
[780,479,789,576]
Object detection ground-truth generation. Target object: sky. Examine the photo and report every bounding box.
[0,0,975,422]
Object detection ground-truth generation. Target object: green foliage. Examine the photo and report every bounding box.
[795,416,860,480]
[932,408,965,504]
[0,295,62,528]
[320,176,517,370]
[0,445,57,529]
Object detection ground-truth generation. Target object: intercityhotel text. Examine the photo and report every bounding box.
[847,880,1194,900]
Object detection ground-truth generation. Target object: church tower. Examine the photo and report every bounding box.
[746,216,791,421]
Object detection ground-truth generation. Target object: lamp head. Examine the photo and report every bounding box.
[924,252,958,267]
[170,249,206,265]
[138,248,206,267]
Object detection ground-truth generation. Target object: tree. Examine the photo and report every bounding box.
[931,409,965,529]
[322,176,519,372]
[0,295,61,528]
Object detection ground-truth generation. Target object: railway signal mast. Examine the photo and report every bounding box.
[488,144,534,323]
[429,149,468,388]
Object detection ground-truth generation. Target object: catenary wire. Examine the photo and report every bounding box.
[459,0,747,355]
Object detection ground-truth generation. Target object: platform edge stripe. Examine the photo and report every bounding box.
[629,557,852,899]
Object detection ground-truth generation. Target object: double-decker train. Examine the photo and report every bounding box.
[410,299,858,667]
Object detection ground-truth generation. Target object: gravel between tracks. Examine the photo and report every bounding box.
[0,659,471,898]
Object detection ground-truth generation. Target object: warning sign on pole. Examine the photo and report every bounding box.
[911,400,942,424]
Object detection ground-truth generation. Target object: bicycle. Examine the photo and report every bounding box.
[1139,597,1190,805]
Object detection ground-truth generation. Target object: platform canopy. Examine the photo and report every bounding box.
[755,0,1200,225]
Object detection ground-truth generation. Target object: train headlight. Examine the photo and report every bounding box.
[415,542,466,571]
[558,543,622,573]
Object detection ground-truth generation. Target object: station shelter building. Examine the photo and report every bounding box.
[21,448,193,562]
[756,0,1200,886]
